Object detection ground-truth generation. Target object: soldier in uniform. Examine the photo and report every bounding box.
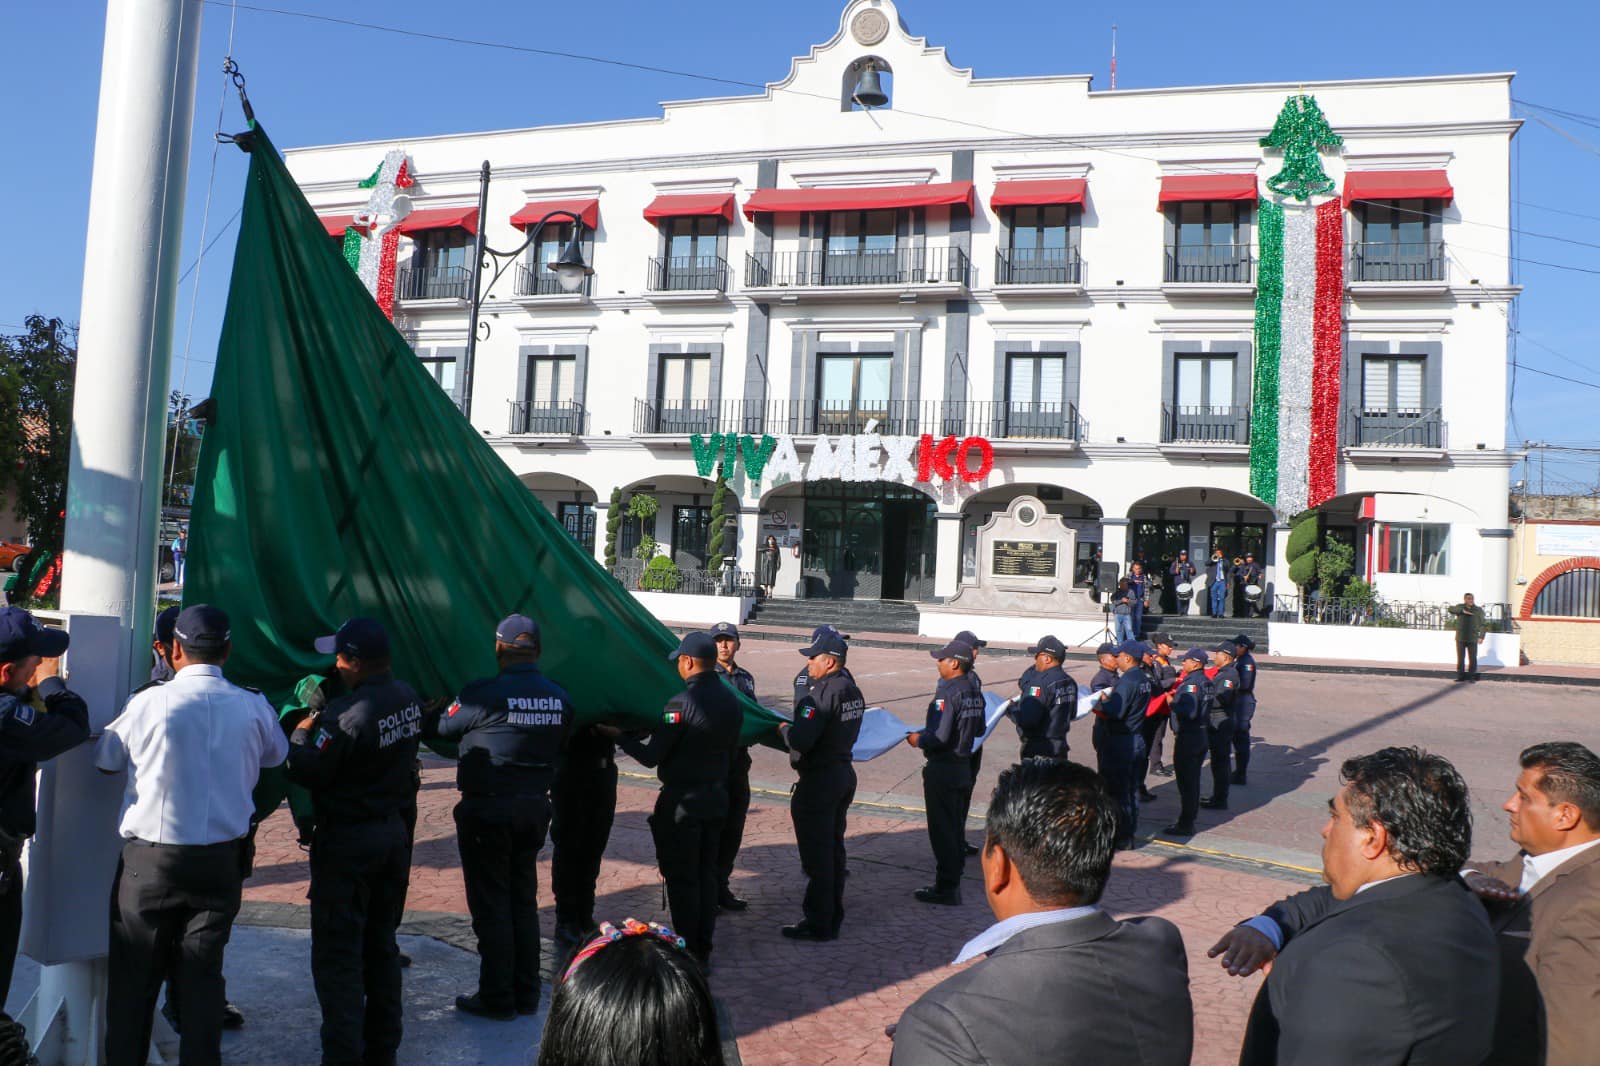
[953,629,987,857]
[1093,641,1151,850]
[615,632,742,967]
[1203,643,1241,811]
[907,641,985,905]
[1230,634,1258,786]
[285,618,422,1066]
[779,630,864,942]
[1161,650,1214,837]
[792,624,849,708]
[423,615,571,1020]
[709,621,755,912]
[1011,635,1076,760]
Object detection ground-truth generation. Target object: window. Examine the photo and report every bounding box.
[557,502,596,554]
[1003,205,1076,284]
[516,354,576,433]
[522,222,593,295]
[657,217,725,290]
[822,210,898,284]
[673,505,712,569]
[1356,200,1441,281]
[1174,354,1233,410]
[1169,202,1249,282]
[816,353,892,432]
[1005,354,1066,436]
[1532,568,1600,618]
[656,353,712,432]
[1377,522,1449,575]
[404,231,472,299]
[1361,356,1424,415]
[420,353,460,405]
[1210,523,1267,564]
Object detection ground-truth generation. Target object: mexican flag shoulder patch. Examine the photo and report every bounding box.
[664,710,683,725]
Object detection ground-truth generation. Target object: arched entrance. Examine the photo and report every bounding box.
[1126,486,1275,614]
[519,473,599,554]
[761,479,939,600]
[958,483,1103,590]
[619,475,722,570]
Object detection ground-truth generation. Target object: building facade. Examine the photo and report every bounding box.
[285,0,1520,614]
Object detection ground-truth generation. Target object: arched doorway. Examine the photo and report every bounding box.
[618,475,722,571]
[519,473,599,555]
[761,479,939,601]
[1126,486,1275,614]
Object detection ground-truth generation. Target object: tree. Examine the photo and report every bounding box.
[628,492,659,561]
[0,316,76,604]
[603,485,623,568]
[1285,510,1320,591]
[707,467,732,571]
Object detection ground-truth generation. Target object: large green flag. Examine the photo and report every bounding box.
[186,122,781,744]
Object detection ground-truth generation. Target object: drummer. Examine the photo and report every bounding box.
[1169,551,1197,616]
[1234,552,1265,617]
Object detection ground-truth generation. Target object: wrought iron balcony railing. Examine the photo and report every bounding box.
[1347,407,1445,448]
[647,255,729,292]
[995,246,1082,286]
[744,246,971,289]
[1162,404,1250,444]
[1164,243,1253,284]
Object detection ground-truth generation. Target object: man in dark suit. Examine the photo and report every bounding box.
[889,759,1192,1065]
[1209,746,1498,1066]
[1463,741,1600,1066]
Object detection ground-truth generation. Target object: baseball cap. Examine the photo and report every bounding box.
[709,622,740,642]
[800,632,849,659]
[0,607,69,663]
[1211,641,1237,655]
[314,617,391,660]
[1182,648,1209,665]
[929,640,975,665]
[1232,633,1257,650]
[668,631,718,661]
[1115,640,1144,658]
[953,629,988,649]
[154,605,180,646]
[809,624,850,642]
[495,614,540,648]
[1149,632,1173,647]
[1095,642,1117,657]
[1028,635,1067,659]
[173,605,231,651]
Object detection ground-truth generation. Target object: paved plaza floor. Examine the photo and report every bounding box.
[16,639,1594,1064]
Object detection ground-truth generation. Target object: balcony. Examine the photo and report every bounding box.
[1162,404,1250,445]
[743,246,970,302]
[1349,241,1449,295]
[1163,244,1254,293]
[1347,408,1446,450]
[508,400,586,435]
[512,262,593,306]
[994,247,1084,292]
[395,265,470,304]
[644,255,729,305]
[631,398,1083,443]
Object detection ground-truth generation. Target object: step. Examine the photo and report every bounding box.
[747,598,922,634]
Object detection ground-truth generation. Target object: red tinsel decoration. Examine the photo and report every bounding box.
[1307,198,1344,507]
[395,159,414,189]
[375,229,401,320]
[955,437,995,483]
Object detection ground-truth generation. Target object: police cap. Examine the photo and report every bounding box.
[929,640,975,665]
[1183,648,1209,666]
[809,624,850,642]
[1211,641,1237,656]
[953,629,988,649]
[800,632,848,659]
[1232,633,1257,650]
[1115,640,1144,658]
[154,605,180,646]
[495,613,540,648]
[709,621,740,643]
[1028,635,1067,659]
[0,607,68,663]
[668,632,718,662]
[1095,642,1118,657]
[174,605,231,652]
[314,617,390,660]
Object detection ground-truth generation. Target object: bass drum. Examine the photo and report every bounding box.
[1175,582,1194,596]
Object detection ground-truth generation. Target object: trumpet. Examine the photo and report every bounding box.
[1233,556,1244,567]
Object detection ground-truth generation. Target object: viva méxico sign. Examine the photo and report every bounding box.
[691,423,995,488]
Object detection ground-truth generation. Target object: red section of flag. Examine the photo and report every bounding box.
[1307,198,1344,508]
[376,229,400,320]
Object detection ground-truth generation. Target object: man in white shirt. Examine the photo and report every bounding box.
[95,605,288,1066]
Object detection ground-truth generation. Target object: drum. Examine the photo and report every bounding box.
[1175,582,1193,596]
[1244,584,1263,598]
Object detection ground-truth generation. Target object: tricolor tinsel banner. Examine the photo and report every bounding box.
[1250,199,1343,516]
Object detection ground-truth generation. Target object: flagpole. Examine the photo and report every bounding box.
[24,0,203,1060]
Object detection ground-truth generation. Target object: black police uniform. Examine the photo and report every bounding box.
[550,725,616,940]
[426,662,572,1014]
[1139,657,1179,786]
[1231,650,1257,782]
[919,674,985,893]
[1012,664,1076,760]
[714,661,756,899]
[1234,561,1264,616]
[618,671,742,963]
[1089,665,1119,692]
[786,670,865,937]
[1166,671,1214,833]
[286,672,422,1066]
[1205,663,1240,807]
[1093,668,1150,848]
[0,678,88,1000]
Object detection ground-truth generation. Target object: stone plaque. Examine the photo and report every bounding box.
[992,539,1058,579]
[851,8,889,45]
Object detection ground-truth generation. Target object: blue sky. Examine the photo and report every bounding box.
[5,1,1598,486]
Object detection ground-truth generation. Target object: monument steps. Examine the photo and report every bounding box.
[1140,613,1271,653]
[745,597,922,635]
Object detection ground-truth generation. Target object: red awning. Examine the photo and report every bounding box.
[741,181,976,220]
[394,206,479,236]
[318,214,369,238]
[1342,170,1454,209]
[643,193,737,223]
[1158,174,1259,205]
[511,198,599,230]
[990,179,1088,210]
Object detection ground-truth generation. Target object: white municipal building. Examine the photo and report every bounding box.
[285,0,1519,636]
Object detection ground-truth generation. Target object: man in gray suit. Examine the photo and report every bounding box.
[889,758,1192,1065]
[1210,747,1499,1066]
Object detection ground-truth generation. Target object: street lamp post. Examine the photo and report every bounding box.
[460,160,592,422]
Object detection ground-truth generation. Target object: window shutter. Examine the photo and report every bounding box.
[1007,357,1034,404]
[1395,359,1423,412]
[1362,358,1389,412]
[1038,356,1064,407]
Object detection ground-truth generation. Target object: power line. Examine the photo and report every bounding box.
[176,208,241,285]
[1517,200,1600,224]
[1511,361,1600,391]
[1514,98,1600,131]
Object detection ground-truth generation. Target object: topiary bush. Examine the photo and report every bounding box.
[1285,510,1320,589]
[604,486,622,568]
[639,553,681,592]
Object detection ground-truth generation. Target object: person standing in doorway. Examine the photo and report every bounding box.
[759,535,781,599]
[1448,593,1487,682]
[1206,550,1231,618]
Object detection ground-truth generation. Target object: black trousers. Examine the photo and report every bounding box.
[551,761,618,933]
[1231,695,1257,775]
[0,855,21,1011]
[649,784,726,962]
[922,757,973,890]
[716,747,753,891]
[1172,732,1208,829]
[1143,715,1169,778]
[309,815,410,1066]
[962,747,984,836]
[1206,719,1236,805]
[1095,731,1145,845]
[455,796,549,1012]
[791,762,855,934]
[1457,640,1479,678]
[106,839,243,1066]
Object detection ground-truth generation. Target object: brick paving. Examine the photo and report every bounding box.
[243,642,1600,1064]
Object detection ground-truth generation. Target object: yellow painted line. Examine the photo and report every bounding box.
[620,770,1321,877]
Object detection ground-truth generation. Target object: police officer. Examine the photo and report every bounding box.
[616,632,741,966]
[1093,641,1151,850]
[423,614,571,1020]
[953,629,988,856]
[1089,642,1119,692]
[907,641,985,905]
[0,608,86,1008]
[549,718,616,973]
[1230,634,1258,785]
[285,618,422,1066]
[793,624,849,708]
[709,621,755,911]
[1160,650,1213,837]
[96,605,286,1066]
[779,630,864,941]
[1143,633,1180,783]
[1012,634,1076,760]
[149,604,179,683]
[1234,552,1264,617]
[1203,643,1240,811]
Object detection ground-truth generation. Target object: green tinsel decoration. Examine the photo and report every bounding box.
[1260,95,1343,202]
[341,227,363,272]
[1251,200,1285,506]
